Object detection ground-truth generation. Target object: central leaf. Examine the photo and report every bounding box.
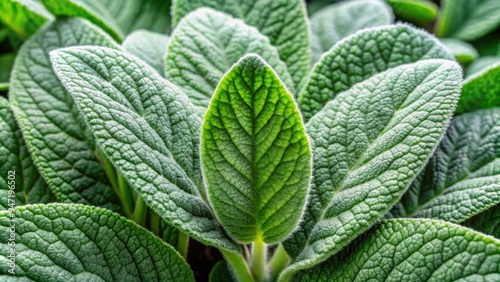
[201,54,311,243]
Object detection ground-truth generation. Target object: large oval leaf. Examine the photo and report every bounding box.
[282,59,462,277]
[202,54,311,244]
[0,204,194,281]
[50,46,239,252]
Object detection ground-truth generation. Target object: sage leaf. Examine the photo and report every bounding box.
[172,0,310,91]
[387,0,438,23]
[295,219,500,281]
[165,8,292,112]
[0,0,52,39]
[201,54,311,243]
[389,109,500,223]
[0,204,194,281]
[457,62,500,114]
[441,38,479,65]
[299,24,453,122]
[9,18,120,210]
[50,46,240,252]
[123,30,169,75]
[282,59,462,276]
[465,204,500,239]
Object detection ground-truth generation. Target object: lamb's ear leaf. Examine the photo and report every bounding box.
[294,219,500,281]
[0,204,194,281]
[309,0,393,65]
[0,98,55,210]
[201,54,311,244]
[457,62,500,114]
[0,0,52,39]
[299,24,453,122]
[0,53,15,90]
[437,0,500,41]
[389,109,500,223]
[166,8,292,113]
[50,46,240,252]
[123,30,169,75]
[440,38,478,65]
[281,59,462,277]
[9,18,121,211]
[464,203,500,239]
[172,0,310,92]
[387,0,438,23]
[466,56,500,77]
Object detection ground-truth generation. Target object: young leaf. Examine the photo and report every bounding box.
[464,204,500,239]
[201,54,311,243]
[9,18,121,210]
[441,38,479,65]
[0,0,52,39]
[309,0,393,65]
[295,219,500,281]
[282,60,462,276]
[457,62,500,114]
[165,8,293,112]
[50,46,240,252]
[0,53,15,90]
[299,24,453,122]
[466,56,500,77]
[0,204,194,281]
[123,30,169,75]
[387,0,438,24]
[437,0,500,41]
[172,0,310,91]
[389,109,500,223]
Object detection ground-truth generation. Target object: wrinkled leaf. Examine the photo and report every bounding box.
[441,38,478,65]
[457,62,500,113]
[465,204,500,239]
[123,30,169,74]
[387,0,438,23]
[0,0,52,38]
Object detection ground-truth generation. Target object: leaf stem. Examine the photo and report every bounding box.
[269,244,289,281]
[251,236,268,282]
[221,250,255,282]
[176,232,190,260]
[118,173,134,215]
[132,195,147,226]
[149,210,161,237]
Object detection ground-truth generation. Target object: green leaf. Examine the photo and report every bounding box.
[172,0,310,92]
[437,0,500,41]
[465,204,500,239]
[389,109,500,223]
[309,0,393,65]
[298,24,453,122]
[9,18,120,210]
[209,261,234,282]
[466,56,500,77]
[441,38,479,65]
[0,53,15,90]
[50,46,240,252]
[457,62,500,114]
[123,30,169,75]
[0,204,194,281]
[386,0,438,24]
[165,8,293,113]
[295,219,500,281]
[201,54,311,243]
[0,0,52,39]
[282,59,462,277]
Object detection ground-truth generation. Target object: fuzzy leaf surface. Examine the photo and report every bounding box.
[123,30,169,75]
[202,55,311,243]
[0,0,52,38]
[457,62,500,114]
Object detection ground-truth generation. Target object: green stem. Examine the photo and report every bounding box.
[251,236,268,282]
[176,232,190,260]
[149,211,161,237]
[269,244,289,281]
[118,173,134,215]
[96,149,119,194]
[132,195,147,226]
[221,250,255,282]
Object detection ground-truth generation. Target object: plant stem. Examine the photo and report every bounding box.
[132,195,147,226]
[221,250,255,282]
[176,232,190,260]
[251,236,267,282]
[118,173,134,215]
[149,211,161,237]
[269,244,289,281]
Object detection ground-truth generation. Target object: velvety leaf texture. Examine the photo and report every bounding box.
[0,204,194,281]
[9,18,120,210]
[172,0,310,91]
[309,0,393,65]
[123,30,169,74]
[282,59,462,278]
[295,219,500,281]
[440,38,478,65]
[0,0,52,38]
[50,46,239,252]
[389,109,500,223]
[165,8,293,112]
[299,24,454,122]
[457,62,500,114]
[465,204,500,239]
[202,55,311,243]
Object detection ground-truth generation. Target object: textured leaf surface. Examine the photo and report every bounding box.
[0,53,15,90]
[387,0,437,23]
[282,60,462,276]
[51,46,239,252]
[389,109,500,223]
[465,204,500,239]
[441,38,478,65]
[457,62,500,114]
[309,0,393,65]
[9,18,120,210]
[123,30,169,74]
[299,24,453,122]
[0,0,52,38]
[202,55,311,243]
[437,0,500,41]
[166,8,292,112]
[466,56,500,77]
[295,219,500,281]
[172,0,310,91]
[0,204,194,281]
